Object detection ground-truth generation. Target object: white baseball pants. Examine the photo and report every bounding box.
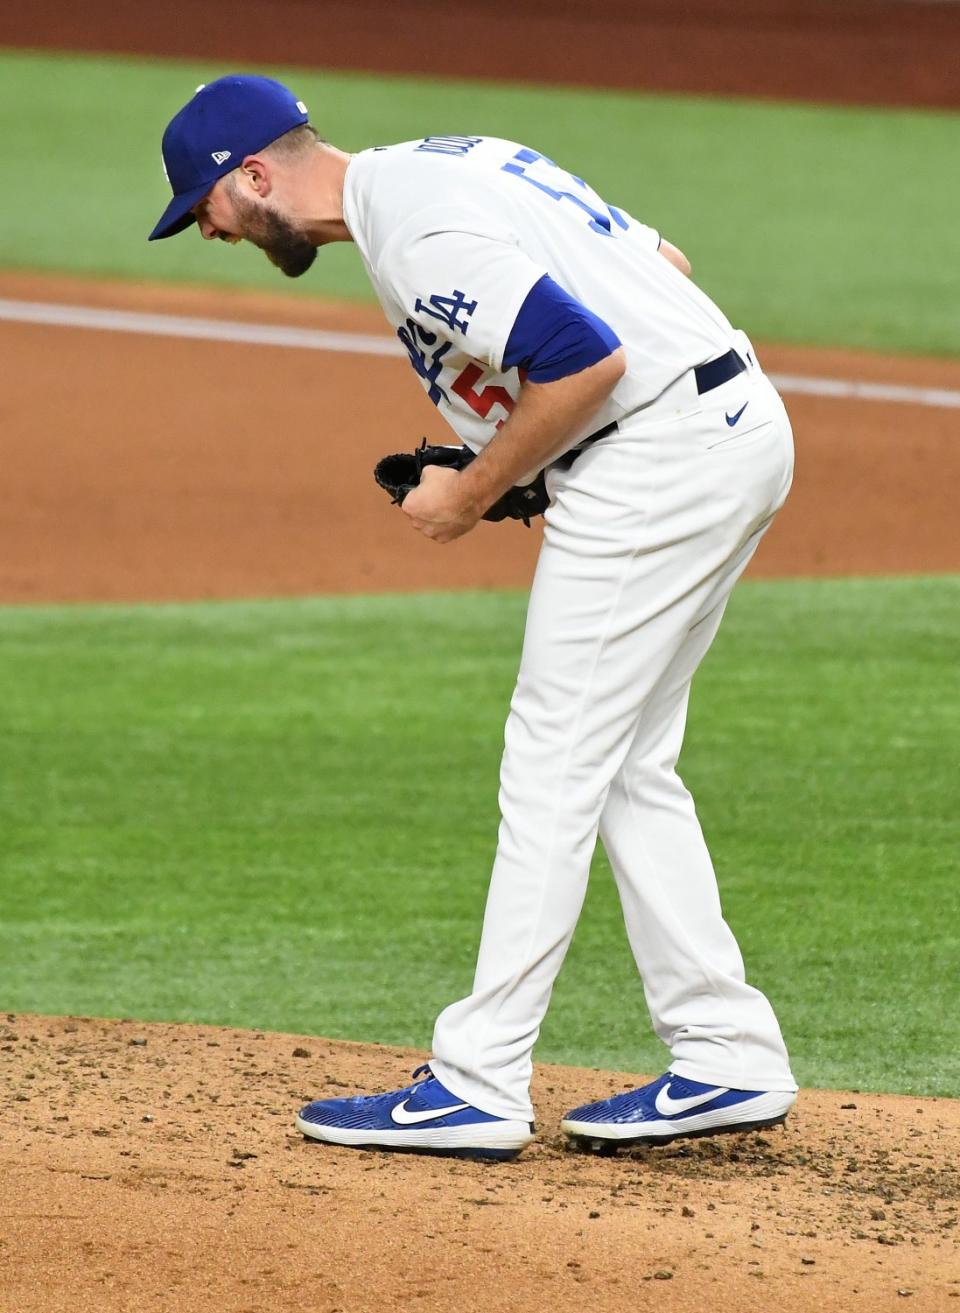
[431,345,798,1122]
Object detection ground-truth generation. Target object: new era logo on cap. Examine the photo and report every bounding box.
[149,74,310,242]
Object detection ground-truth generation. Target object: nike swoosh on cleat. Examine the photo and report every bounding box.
[390,1098,471,1125]
[725,402,749,427]
[654,1084,730,1117]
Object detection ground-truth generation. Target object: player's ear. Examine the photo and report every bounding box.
[241,155,272,198]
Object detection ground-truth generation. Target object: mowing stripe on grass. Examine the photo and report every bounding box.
[3,297,959,411]
[1,579,958,1096]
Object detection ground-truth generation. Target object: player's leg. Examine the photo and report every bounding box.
[597,570,795,1095]
[561,381,799,1145]
[430,370,794,1123]
[559,538,797,1146]
[299,514,662,1144]
[429,515,686,1120]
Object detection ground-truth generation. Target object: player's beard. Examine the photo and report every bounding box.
[227,188,317,278]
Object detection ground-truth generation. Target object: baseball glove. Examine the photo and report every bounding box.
[373,440,549,527]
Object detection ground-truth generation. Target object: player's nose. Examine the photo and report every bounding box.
[197,217,219,240]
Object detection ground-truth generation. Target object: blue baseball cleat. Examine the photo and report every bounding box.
[562,1071,796,1150]
[296,1064,535,1161]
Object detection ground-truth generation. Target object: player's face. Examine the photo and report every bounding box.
[192,176,317,278]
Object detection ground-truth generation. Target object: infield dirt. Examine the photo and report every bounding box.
[2,270,959,604]
[6,0,960,109]
[2,1014,958,1313]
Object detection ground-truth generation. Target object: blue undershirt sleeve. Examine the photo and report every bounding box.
[501,274,622,383]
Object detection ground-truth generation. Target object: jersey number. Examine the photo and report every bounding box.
[501,148,628,238]
[451,364,517,428]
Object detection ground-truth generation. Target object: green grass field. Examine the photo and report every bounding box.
[2,578,957,1096]
[1,44,956,1102]
[3,47,960,355]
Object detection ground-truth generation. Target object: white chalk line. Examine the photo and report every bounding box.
[2,297,959,411]
[0,298,402,358]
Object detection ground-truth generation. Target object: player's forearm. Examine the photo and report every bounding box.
[457,348,627,514]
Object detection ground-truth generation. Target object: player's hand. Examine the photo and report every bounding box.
[400,466,482,543]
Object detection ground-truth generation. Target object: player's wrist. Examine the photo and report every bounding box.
[456,459,510,518]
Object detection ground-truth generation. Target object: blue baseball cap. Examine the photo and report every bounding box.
[149,74,309,241]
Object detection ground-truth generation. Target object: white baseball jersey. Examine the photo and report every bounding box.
[342,134,739,455]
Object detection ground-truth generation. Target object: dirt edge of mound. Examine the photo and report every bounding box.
[2,1013,958,1313]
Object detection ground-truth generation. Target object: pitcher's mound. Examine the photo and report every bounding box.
[2,1014,957,1312]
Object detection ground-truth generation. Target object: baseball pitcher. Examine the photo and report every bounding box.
[151,75,798,1160]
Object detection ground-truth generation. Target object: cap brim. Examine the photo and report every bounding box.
[148,181,215,241]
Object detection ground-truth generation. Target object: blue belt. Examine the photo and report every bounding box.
[693,347,747,394]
